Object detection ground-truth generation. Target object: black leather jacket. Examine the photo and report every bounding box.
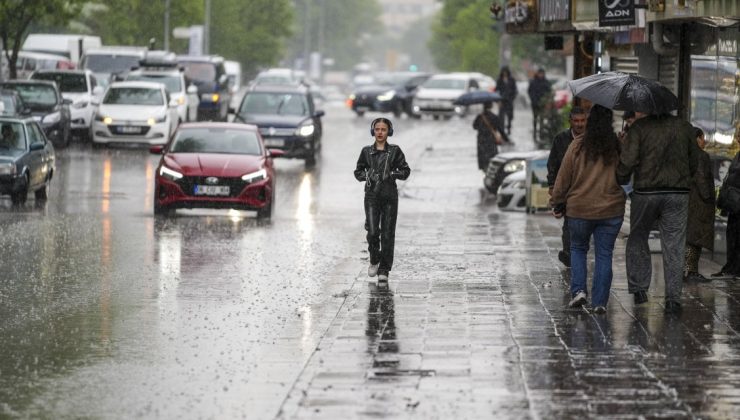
[354,143,410,193]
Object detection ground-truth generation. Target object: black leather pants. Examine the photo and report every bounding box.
[364,191,398,275]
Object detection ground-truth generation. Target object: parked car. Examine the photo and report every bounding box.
[496,170,527,211]
[0,80,72,147]
[0,117,55,205]
[412,72,484,119]
[484,150,549,194]
[348,72,431,117]
[149,122,283,218]
[79,46,148,88]
[1,50,75,80]
[177,55,231,121]
[30,69,101,140]
[0,90,29,116]
[234,83,324,168]
[91,81,178,146]
[126,51,198,124]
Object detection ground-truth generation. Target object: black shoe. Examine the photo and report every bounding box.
[711,271,733,278]
[664,300,682,314]
[686,272,712,283]
[633,290,648,305]
[558,250,571,267]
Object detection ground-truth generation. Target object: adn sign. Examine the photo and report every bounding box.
[598,0,636,27]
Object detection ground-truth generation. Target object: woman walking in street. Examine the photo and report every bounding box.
[473,101,509,172]
[550,105,626,313]
[496,66,518,135]
[685,127,715,282]
[715,132,740,279]
[354,118,411,283]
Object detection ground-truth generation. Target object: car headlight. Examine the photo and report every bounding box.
[95,114,113,124]
[0,162,16,175]
[241,168,266,183]
[377,90,395,101]
[177,95,186,105]
[72,101,89,109]
[503,160,525,173]
[159,165,183,180]
[296,124,315,137]
[201,93,219,102]
[147,115,167,126]
[43,112,61,124]
[348,94,356,100]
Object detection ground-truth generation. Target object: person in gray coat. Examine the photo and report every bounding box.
[684,127,715,282]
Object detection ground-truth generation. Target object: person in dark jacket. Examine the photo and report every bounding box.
[354,118,411,283]
[496,66,518,135]
[527,68,551,137]
[547,106,587,267]
[617,114,699,314]
[715,134,740,279]
[684,127,715,283]
[473,101,510,171]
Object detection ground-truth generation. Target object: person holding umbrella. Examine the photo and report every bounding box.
[473,101,510,172]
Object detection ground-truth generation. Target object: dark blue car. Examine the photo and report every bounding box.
[0,116,55,205]
[177,55,231,122]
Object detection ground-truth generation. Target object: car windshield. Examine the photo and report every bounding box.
[5,84,57,106]
[255,74,294,85]
[169,128,261,155]
[104,87,164,106]
[0,122,26,153]
[83,54,141,74]
[181,62,216,83]
[127,74,182,93]
[423,78,466,90]
[32,73,87,93]
[239,92,309,116]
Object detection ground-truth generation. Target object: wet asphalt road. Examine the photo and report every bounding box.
[3,103,740,419]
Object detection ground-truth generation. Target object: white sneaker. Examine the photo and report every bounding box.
[368,263,379,277]
[378,274,388,282]
[568,291,587,308]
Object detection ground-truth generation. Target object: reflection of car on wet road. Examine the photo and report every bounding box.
[496,170,526,211]
[150,122,283,218]
[0,117,55,205]
[484,150,549,194]
[234,83,324,168]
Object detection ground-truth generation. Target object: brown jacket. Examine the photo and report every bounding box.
[551,139,626,219]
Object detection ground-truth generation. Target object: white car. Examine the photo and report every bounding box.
[496,170,527,211]
[92,81,177,146]
[30,69,102,140]
[126,67,198,124]
[412,72,484,119]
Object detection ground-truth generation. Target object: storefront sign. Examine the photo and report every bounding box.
[598,0,636,27]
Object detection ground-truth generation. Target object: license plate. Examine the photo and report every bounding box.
[194,185,230,196]
[263,138,284,147]
[117,126,142,134]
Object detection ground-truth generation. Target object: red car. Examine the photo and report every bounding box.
[150,122,283,218]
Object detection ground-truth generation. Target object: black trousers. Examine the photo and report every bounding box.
[499,101,514,132]
[722,213,740,275]
[364,190,398,275]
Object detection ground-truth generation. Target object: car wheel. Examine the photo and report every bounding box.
[11,174,29,206]
[355,110,365,117]
[256,197,273,220]
[34,184,48,201]
[392,102,403,118]
[305,140,318,168]
[153,201,171,216]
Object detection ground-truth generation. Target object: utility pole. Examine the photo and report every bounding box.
[164,0,171,51]
[302,0,310,70]
[204,0,211,54]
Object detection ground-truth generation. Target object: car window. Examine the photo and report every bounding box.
[169,128,261,155]
[27,121,44,146]
[0,122,27,153]
[181,62,217,83]
[239,92,309,116]
[32,73,88,93]
[104,87,164,106]
[126,74,182,93]
[23,57,36,71]
[0,95,18,115]
[5,84,58,107]
[83,54,141,74]
[423,78,467,90]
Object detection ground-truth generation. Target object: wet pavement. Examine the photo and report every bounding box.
[2,103,740,419]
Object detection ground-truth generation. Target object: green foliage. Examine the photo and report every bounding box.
[0,0,86,78]
[428,0,500,76]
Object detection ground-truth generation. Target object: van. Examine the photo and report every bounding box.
[22,34,102,65]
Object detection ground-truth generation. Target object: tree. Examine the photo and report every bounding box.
[0,0,85,79]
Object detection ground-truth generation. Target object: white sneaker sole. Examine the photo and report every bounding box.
[368,264,379,277]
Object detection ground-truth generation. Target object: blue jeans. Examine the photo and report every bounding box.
[568,216,624,307]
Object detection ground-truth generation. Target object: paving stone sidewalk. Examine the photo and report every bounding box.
[277,131,740,419]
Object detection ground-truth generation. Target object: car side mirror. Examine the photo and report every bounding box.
[93,86,104,96]
[62,98,73,105]
[314,110,325,118]
[219,74,228,85]
[187,85,198,94]
[22,108,32,115]
[149,145,164,154]
[29,143,44,151]
[268,148,285,158]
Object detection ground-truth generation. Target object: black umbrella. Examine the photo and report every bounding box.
[453,90,502,106]
[567,72,678,114]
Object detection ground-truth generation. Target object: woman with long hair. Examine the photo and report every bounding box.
[550,105,627,313]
